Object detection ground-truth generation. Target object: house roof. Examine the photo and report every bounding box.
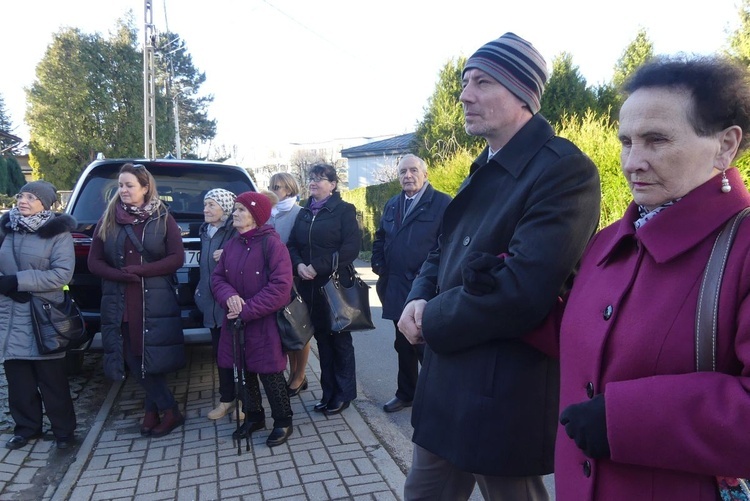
[340,132,416,159]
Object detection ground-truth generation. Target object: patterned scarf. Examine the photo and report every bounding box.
[634,199,680,230]
[8,207,54,233]
[118,198,161,225]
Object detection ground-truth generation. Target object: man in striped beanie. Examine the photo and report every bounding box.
[398,33,601,500]
[463,32,548,115]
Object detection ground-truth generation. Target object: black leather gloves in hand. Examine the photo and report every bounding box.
[461,251,505,296]
[0,275,19,295]
[560,394,611,459]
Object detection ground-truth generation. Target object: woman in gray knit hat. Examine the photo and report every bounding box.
[0,180,78,450]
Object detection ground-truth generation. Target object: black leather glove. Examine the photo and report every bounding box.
[560,394,611,459]
[461,251,504,296]
[0,275,19,295]
[7,291,31,303]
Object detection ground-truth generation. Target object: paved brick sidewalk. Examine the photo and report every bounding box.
[54,344,405,500]
[0,352,111,500]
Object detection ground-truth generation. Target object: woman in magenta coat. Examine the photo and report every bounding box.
[211,191,294,447]
[464,55,750,501]
[554,58,750,500]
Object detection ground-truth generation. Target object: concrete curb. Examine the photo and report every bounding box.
[50,378,123,501]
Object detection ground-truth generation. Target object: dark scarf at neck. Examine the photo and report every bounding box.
[309,195,331,216]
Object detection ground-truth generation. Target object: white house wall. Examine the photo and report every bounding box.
[348,155,400,188]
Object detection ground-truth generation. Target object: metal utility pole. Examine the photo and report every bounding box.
[173,93,181,158]
[143,0,157,159]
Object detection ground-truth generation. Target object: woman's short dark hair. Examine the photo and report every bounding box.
[622,55,750,152]
[309,163,339,191]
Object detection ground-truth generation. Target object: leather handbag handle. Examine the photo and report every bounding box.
[695,207,750,372]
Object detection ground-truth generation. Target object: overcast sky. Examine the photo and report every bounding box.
[2,0,742,162]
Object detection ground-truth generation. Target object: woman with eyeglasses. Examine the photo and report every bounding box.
[267,173,308,397]
[0,181,77,451]
[286,164,361,415]
[88,163,186,438]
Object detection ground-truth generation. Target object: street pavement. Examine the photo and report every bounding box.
[0,260,555,500]
[0,346,406,501]
[0,261,408,500]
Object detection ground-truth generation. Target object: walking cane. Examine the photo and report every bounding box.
[234,317,252,452]
[231,317,245,455]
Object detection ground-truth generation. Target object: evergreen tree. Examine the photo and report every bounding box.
[539,52,596,127]
[0,94,19,154]
[156,32,217,158]
[0,157,9,195]
[26,16,217,188]
[4,157,25,195]
[726,0,750,172]
[414,57,482,166]
[728,0,750,65]
[612,28,654,88]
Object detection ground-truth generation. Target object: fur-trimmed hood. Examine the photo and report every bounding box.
[0,211,77,241]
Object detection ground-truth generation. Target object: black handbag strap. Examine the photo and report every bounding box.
[331,252,339,275]
[695,207,750,372]
[124,224,156,263]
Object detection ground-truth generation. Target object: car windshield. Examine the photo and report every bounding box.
[70,163,254,222]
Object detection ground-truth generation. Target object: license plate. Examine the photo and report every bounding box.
[184,249,200,267]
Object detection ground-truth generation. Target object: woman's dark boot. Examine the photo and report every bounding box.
[140,411,160,436]
[151,407,184,437]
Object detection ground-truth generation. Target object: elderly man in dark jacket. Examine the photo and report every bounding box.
[398,33,601,500]
[371,154,450,413]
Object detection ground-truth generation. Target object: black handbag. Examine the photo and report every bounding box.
[277,283,314,351]
[30,291,88,354]
[320,253,375,332]
[9,236,87,354]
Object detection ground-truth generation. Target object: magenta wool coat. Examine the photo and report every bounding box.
[211,224,292,374]
[556,168,750,501]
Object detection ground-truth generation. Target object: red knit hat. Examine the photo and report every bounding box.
[236,191,272,226]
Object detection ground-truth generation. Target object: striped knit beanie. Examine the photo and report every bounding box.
[463,33,548,114]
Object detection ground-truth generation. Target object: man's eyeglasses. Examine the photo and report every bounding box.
[14,193,39,203]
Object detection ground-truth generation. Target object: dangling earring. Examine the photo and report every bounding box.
[721,169,732,193]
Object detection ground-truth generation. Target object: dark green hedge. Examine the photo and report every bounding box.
[341,180,401,252]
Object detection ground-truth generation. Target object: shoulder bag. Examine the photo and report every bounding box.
[30,289,87,354]
[260,236,314,351]
[320,252,375,332]
[11,235,87,355]
[696,207,750,500]
[278,282,314,351]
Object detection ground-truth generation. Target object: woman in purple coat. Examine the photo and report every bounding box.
[211,191,294,447]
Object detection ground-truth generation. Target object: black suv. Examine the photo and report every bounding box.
[65,158,256,367]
